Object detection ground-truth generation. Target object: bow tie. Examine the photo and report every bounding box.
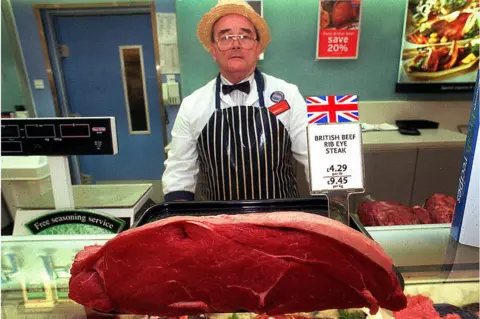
[222,81,250,95]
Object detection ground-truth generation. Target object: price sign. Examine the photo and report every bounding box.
[307,123,364,193]
[316,0,362,59]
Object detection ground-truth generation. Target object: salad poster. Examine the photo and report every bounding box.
[396,0,480,93]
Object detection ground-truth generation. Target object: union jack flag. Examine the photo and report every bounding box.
[306,95,359,124]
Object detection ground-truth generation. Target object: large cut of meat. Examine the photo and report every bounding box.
[69,212,407,316]
[356,193,456,226]
[356,201,420,226]
[424,193,456,223]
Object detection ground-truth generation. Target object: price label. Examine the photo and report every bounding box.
[307,123,364,193]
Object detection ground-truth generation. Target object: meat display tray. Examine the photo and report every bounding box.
[134,197,330,227]
[133,197,405,290]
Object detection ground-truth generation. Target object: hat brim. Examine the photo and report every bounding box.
[197,3,271,54]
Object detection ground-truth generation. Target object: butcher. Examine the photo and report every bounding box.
[162,0,309,202]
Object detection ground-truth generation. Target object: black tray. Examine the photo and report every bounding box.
[134,197,329,227]
[395,119,439,130]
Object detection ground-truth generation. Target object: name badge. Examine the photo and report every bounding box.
[269,100,291,116]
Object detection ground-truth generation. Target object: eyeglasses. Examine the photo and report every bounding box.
[215,34,257,51]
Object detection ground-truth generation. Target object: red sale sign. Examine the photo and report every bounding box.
[316,0,361,59]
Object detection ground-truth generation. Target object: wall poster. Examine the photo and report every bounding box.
[156,12,181,74]
[246,0,264,60]
[396,0,479,93]
[316,0,362,59]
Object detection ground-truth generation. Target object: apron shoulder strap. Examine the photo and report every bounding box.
[254,69,266,108]
[215,73,222,110]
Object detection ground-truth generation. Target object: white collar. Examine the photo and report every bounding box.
[218,71,260,107]
[220,72,255,85]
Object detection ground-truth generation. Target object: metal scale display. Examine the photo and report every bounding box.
[1,117,154,235]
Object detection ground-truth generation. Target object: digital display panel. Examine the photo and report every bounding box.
[1,125,20,138]
[2,141,22,153]
[25,125,55,138]
[60,124,90,138]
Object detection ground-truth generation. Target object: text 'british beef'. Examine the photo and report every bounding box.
[69,212,407,316]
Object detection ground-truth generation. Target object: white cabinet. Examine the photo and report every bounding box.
[410,148,463,205]
[351,147,464,209]
[360,149,417,206]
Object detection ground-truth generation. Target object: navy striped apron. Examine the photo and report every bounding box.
[197,69,299,201]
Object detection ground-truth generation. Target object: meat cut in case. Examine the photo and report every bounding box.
[356,193,457,227]
[68,198,406,317]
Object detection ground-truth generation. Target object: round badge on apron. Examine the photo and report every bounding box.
[270,91,285,103]
[196,69,299,201]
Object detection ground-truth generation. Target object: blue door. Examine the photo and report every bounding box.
[53,14,165,182]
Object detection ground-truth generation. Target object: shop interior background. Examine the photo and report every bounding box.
[1,0,476,203]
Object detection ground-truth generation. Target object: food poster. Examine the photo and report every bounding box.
[396,0,480,93]
[317,0,362,59]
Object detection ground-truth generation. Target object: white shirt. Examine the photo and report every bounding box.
[162,71,309,199]
[219,72,255,106]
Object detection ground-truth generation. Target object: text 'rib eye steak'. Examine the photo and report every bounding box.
[68,212,407,316]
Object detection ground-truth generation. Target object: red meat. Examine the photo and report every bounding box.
[424,193,456,223]
[357,201,419,226]
[412,206,432,224]
[69,212,407,316]
[394,295,441,319]
[255,315,313,319]
[394,295,464,319]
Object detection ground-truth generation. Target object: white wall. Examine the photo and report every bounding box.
[359,100,472,132]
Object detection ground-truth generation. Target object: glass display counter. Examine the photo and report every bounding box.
[2,223,478,319]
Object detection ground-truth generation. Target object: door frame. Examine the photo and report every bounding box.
[33,2,169,183]
[2,0,37,118]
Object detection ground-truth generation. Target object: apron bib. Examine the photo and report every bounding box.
[197,69,299,200]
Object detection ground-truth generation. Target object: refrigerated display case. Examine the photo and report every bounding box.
[1,200,478,319]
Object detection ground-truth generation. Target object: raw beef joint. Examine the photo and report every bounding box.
[357,201,420,226]
[424,193,456,223]
[69,212,407,316]
[411,206,432,224]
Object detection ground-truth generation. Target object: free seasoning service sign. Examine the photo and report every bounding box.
[316,0,362,59]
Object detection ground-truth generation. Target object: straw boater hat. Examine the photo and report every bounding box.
[197,0,271,53]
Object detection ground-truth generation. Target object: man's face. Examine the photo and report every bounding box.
[210,14,262,79]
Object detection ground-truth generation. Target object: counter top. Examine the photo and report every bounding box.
[362,128,466,151]
[18,184,152,209]
[2,222,478,318]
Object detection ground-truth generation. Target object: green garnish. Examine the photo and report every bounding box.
[464,28,479,40]
[338,310,366,319]
[471,43,479,57]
